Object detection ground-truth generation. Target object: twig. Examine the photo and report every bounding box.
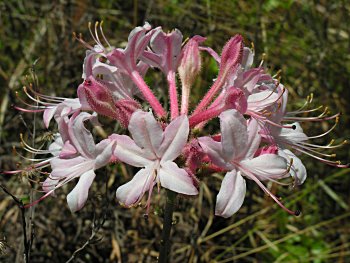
[0,184,30,263]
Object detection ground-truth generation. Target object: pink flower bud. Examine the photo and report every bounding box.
[114,99,141,127]
[183,139,205,174]
[219,35,243,77]
[179,35,206,115]
[79,76,119,120]
[178,35,205,88]
[224,87,247,113]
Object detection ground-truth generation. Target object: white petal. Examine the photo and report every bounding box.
[67,170,96,212]
[50,157,94,179]
[116,165,155,207]
[159,161,198,195]
[215,170,246,218]
[219,109,248,160]
[241,154,288,181]
[279,149,307,185]
[247,90,279,111]
[128,111,163,157]
[239,118,261,159]
[198,137,233,170]
[95,138,115,169]
[278,122,308,143]
[43,107,56,128]
[160,115,189,162]
[113,135,154,167]
[68,112,96,159]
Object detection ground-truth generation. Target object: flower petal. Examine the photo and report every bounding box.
[240,154,288,181]
[95,138,116,169]
[159,161,198,195]
[160,115,189,162]
[116,165,155,207]
[215,170,246,218]
[278,122,308,143]
[50,157,94,179]
[43,107,56,128]
[278,149,306,185]
[219,109,248,160]
[112,134,154,167]
[67,170,96,212]
[198,137,233,170]
[247,90,279,111]
[239,118,261,159]
[68,112,96,159]
[42,177,59,193]
[128,111,163,157]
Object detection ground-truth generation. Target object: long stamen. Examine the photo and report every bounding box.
[72,32,95,50]
[13,106,45,113]
[307,117,339,139]
[250,174,300,216]
[94,21,106,53]
[100,21,112,48]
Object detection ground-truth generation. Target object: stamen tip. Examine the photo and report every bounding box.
[294,209,301,216]
[292,125,296,130]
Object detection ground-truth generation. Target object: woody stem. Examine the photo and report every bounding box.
[158,190,177,263]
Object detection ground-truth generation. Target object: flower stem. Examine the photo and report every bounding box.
[158,190,177,263]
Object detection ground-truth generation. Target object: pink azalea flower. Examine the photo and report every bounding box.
[111,110,198,212]
[39,112,115,212]
[198,109,297,218]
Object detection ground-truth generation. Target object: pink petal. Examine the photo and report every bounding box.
[59,140,77,159]
[239,118,261,159]
[247,90,279,111]
[95,138,116,169]
[43,107,56,128]
[112,134,154,167]
[67,170,96,212]
[219,109,248,160]
[159,161,198,195]
[240,154,288,181]
[116,165,155,207]
[160,115,189,162]
[128,111,163,157]
[215,170,246,218]
[50,157,94,179]
[198,137,233,170]
[42,177,59,193]
[68,112,96,159]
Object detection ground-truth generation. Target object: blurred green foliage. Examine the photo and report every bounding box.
[0,0,349,262]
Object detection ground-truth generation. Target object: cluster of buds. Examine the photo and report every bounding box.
[6,22,348,217]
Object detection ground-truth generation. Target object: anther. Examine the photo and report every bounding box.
[292,125,296,130]
[294,209,301,216]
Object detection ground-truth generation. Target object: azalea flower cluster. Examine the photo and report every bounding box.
[8,22,347,218]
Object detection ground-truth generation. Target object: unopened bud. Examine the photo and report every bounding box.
[224,87,247,113]
[178,35,205,88]
[179,35,206,115]
[79,76,119,120]
[114,99,141,127]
